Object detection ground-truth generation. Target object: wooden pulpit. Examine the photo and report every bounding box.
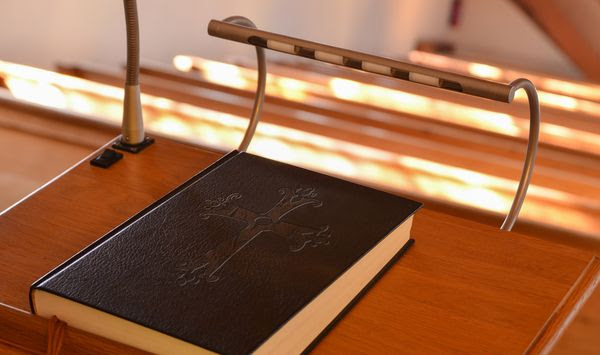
[1,4,598,352]
[1,131,598,354]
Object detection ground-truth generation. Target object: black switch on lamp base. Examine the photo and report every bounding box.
[90,149,123,168]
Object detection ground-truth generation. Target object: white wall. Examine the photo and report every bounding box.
[0,0,581,79]
[0,0,451,70]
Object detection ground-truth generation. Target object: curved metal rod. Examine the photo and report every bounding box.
[121,0,145,145]
[209,19,541,230]
[501,79,540,231]
[222,16,266,152]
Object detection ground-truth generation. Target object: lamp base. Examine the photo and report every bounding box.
[112,136,155,154]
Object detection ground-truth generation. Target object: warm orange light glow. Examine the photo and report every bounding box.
[329,77,525,136]
[396,155,594,208]
[512,86,600,114]
[329,78,362,100]
[1,59,598,236]
[275,77,308,101]
[173,55,194,72]
[542,79,600,103]
[467,63,502,80]
[409,50,600,103]
[173,55,600,154]
[150,115,191,135]
[5,77,67,109]
[194,59,248,89]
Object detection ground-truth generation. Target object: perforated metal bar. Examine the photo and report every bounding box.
[208,20,513,102]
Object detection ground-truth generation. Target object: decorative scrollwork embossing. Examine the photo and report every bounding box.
[199,193,242,220]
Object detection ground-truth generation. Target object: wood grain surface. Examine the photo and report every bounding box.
[0,136,223,311]
[0,135,595,354]
[0,92,118,211]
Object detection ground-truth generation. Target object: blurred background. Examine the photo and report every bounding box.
[0,0,589,78]
[1,0,600,246]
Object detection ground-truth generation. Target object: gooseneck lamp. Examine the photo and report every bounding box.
[113,0,154,153]
[207,17,541,231]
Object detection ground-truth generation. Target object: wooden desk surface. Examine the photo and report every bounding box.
[0,137,597,354]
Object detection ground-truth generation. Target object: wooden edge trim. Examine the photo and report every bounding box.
[525,255,600,354]
[0,137,116,217]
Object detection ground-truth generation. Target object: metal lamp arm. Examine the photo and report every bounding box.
[208,18,540,231]
[221,16,267,152]
[501,79,540,230]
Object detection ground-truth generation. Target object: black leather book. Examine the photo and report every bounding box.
[30,151,421,354]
